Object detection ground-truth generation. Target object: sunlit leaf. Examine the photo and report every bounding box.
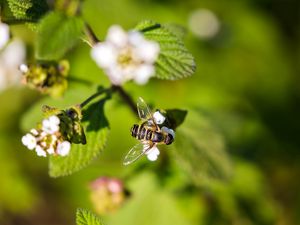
[36,11,84,60]
[135,20,196,80]
[76,208,104,225]
[7,0,48,21]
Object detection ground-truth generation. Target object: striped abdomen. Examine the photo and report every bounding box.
[131,124,164,143]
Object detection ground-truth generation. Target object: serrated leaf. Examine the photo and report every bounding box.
[76,208,104,225]
[172,109,232,185]
[36,12,84,60]
[135,20,196,80]
[164,23,187,40]
[49,97,109,177]
[7,0,48,21]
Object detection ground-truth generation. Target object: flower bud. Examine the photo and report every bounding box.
[21,60,70,97]
[89,177,128,215]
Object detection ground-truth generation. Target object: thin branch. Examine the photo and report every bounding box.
[68,76,94,86]
[79,87,111,108]
[84,23,100,46]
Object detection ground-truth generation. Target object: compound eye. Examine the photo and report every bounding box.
[67,109,77,119]
[165,133,174,145]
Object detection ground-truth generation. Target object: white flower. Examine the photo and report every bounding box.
[146,145,160,161]
[153,111,165,124]
[56,141,71,156]
[42,115,60,134]
[91,25,160,86]
[0,39,26,92]
[47,147,55,155]
[35,145,47,157]
[19,64,29,73]
[0,22,9,50]
[30,129,39,136]
[22,133,37,150]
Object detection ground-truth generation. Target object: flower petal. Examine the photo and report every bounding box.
[91,43,117,68]
[146,146,160,161]
[133,64,154,85]
[106,25,128,47]
[22,133,36,150]
[0,22,9,50]
[57,141,71,156]
[134,39,160,63]
[1,39,26,68]
[49,115,60,125]
[153,111,166,124]
[36,145,47,157]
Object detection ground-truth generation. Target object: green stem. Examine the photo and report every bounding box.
[68,77,94,86]
[140,23,161,33]
[79,87,111,108]
[1,18,38,24]
[84,23,100,46]
[79,85,137,117]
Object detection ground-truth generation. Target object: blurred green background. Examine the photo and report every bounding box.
[0,0,299,224]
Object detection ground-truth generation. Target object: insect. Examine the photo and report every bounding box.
[123,97,175,165]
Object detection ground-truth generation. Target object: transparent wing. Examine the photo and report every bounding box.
[137,97,153,121]
[123,142,151,166]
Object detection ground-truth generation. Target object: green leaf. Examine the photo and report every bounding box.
[172,109,232,185]
[36,12,84,60]
[76,208,104,225]
[7,0,48,21]
[135,20,196,80]
[49,97,109,177]
[165,109,188,130]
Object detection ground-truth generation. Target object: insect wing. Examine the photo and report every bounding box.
[123,142,150,165]
[137,97,153,121]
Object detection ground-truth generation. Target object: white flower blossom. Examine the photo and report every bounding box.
[57,141,71,156]
[91,25,160,85]
[153,111,165,125]
[21,133,37,150]
[47,147,55,155]
[0,22,9,50]
[146,145,160,161]
[35,145,47,157]
[19,64,29,73]
[22,115,72,157]
[0,39,26,92]
[42,115,60,134]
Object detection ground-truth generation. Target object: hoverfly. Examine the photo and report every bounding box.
[123,97,175,165]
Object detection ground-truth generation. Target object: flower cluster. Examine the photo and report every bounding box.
[22,116,71,157]
[89,177,128,214]
[146,111,175,162]
[91,25,160,86]
[20,60,69,97]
